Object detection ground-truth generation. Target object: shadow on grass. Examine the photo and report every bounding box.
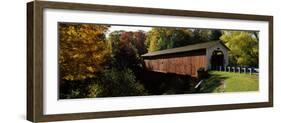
[198,74,228,93]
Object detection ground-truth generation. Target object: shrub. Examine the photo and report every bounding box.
[95,68,147,97]
[87,82,104,98]
[59,78,94,99]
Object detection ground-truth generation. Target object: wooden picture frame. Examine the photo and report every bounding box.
[27,1,273,122]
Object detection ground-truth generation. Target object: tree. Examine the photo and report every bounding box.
[146,28,192,52]
[220,31,259,66]
[192,29,208,42]
[108,30,147,70]
[133,31,147,55]
[59,24,110,81]
[208,29,222,40]
[146,28,161,52]
[192,29,222,42]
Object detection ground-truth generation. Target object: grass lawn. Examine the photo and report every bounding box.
[199,71,259,93]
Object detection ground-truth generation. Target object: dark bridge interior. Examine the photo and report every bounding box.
[211,50,224,69]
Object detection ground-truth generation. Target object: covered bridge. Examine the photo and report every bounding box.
[141,41,230,77]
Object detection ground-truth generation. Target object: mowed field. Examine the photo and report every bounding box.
[199,71,259,93]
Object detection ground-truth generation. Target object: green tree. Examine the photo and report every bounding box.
[146,28,192,52]
[192,29,208,42]
[208,29,222,40]
[192,29,222,42]
[220,31,259,66]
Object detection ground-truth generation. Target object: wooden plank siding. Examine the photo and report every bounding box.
[143,49,207,77]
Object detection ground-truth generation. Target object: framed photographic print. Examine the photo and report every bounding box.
[27,0,273,122]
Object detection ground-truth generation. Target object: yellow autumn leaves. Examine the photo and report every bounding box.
[59,24,110,81]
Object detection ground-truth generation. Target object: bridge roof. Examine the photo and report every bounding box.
[142,40,230,57]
